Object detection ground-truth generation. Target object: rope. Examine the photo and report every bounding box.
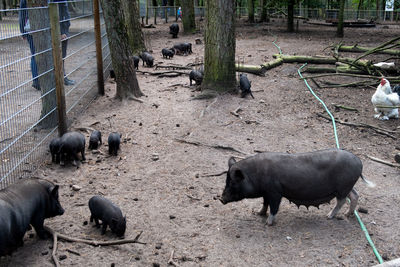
[297,63,384,265]
[270,37,383,264]
[298,63,340,149]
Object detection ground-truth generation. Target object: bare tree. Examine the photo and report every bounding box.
[202,0,236,92]
[100,0,143,99]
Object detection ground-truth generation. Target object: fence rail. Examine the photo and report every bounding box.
[0,0,109,189]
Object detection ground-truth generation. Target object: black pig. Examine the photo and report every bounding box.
[49,137,62,163]
[169,23,179,38]
[108,132,122,156]
[239,73,254,99]
[220,149,375,226]
[133,55,140,70]
[162,48,175,59]
[0,178,64,256]
[182,42,192,54]
[189,70,203,86]
[59,131,86,166]
[140,52,154,67]
[88,130,102,150]
[89,196,126,237]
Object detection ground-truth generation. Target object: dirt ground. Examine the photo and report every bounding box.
[2,19,400,267]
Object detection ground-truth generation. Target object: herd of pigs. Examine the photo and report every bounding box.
[0,23,377,260]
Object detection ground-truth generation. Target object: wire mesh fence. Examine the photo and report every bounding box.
[0,0,109,189]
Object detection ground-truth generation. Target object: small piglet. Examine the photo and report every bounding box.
[108,132,122,156]
[88,196,126,237]
[88,130,102,150]
[49,137,62,163]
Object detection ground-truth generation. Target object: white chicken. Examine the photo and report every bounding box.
[371,78,400,120]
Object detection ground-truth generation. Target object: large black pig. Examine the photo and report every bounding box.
[169,23,179,38]
[59,131,86,166]
[89,196,126,237]
[0,178,64,256]
[220,149,375,226]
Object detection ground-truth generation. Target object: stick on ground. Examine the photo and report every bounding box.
[44,226,145,267]
[174,138,248,155]
[366,155,400,168]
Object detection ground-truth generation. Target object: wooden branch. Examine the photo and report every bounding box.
[199,98,218,118]
[51,230,60,267]
[128,95,144,103]
[332,104,358,112]
[301,73,395,80]
[317,113,396,139]
[174,138,248,155]
[338,44,400,56]
[261,57,284,70]
[352,36,400,64]
[168,250,179,266]
[320,80,372,88]
[366,155,400,168]
[272,54,370,66]
[201,170,227,177]
[136,70,189,76]
[44,226,145,266]
[235,63,267,75]
[155,65,192,70]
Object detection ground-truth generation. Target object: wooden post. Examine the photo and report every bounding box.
[175,6,177,21]
[93,0,104,95]
[146,0,149,24]
[164,6,168,23]
[49,3,67,136]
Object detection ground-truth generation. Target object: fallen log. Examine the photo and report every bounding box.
[272,54,370,67]
[339,44,400,56]
[235,63,267,75]
[261,57,284,70]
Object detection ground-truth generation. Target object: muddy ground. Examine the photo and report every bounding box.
[2,18,400,267]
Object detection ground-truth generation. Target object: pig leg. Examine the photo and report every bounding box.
[266,195,282,226]
[346,188,359,217]
[327,198,346,219]
[31,217,48,239]
[81,147,86,161]
[257,197,269,216]
[101,223,108,235]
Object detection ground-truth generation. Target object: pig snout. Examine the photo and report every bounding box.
[219,197,227,205]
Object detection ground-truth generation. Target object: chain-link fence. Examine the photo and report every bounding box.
[0,0,110,189]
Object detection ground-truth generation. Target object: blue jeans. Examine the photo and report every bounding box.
[26,35,39,87]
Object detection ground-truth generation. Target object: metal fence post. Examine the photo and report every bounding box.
[93,0,104,96]
[49,3,67,136]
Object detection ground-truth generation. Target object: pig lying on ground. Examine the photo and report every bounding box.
[220,149,375,226]
[89,196,126,237]
[0,178,64,256]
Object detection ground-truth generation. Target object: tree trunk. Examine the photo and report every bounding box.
[100,0,143,99]
[123,0,145,55]
[376,0,380,20]
[336,0,345,37]
[202,0,236,92]
[182,0,195,33]
[248,0,254,23]
[28,0,58,129]
[260,0,269,22]
[287,0,294,32]
[357,0,363,20]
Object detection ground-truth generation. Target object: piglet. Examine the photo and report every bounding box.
[88,196,126,237]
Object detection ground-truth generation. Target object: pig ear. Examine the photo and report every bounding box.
[51,185,59,197]
[233,169,247,181]
[228,157,236,168]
